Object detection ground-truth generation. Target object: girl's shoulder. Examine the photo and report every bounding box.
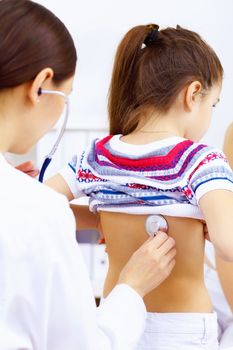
[189,140,227,166]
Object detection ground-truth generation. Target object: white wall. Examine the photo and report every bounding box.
[35,0,233,150]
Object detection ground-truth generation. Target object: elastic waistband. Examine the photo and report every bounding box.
[101,297,217,334]
[144,312,218,334]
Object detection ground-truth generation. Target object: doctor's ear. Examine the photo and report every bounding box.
[28,68,54,105]
[184,81,203,112]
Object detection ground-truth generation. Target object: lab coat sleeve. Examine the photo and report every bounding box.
[0,193,146,350]
[97,284,147,350]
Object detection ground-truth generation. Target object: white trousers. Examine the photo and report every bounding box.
[219,322,233,350]
[135,312,219,350]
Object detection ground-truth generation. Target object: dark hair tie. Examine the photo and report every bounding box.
[143,24,159,47]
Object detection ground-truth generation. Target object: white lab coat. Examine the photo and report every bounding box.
[0,154,146,350]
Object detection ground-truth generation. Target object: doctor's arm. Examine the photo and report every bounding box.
[45,174,99,231]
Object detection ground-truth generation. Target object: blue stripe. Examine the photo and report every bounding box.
[99,190,173,200]
[100,190,127,195]
[193,177,233,192]
[138,195,174,200]
[68,162,76,173]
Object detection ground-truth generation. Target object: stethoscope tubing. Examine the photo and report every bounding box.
[38,89,69,183]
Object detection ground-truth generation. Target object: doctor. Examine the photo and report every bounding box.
[0,1,176,349]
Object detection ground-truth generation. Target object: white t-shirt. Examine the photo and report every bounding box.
[0,154,146,350]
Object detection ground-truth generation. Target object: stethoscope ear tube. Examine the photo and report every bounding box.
[38,157,52,183]
[37,89,69,183]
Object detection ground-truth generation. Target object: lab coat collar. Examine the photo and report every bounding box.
[0,153,7,164]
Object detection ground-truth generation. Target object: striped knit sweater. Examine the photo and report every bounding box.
[59,135,233,219]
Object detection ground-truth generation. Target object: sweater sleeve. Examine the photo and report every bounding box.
[59,152,85,199]
[189,148,233,203]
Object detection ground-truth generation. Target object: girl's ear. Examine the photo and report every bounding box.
[184,81,203,112]
[27,68,54,105]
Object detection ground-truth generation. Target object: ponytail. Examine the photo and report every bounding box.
[108,25,153,135]
[108,24,223,135]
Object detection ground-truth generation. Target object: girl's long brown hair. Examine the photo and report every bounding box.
[108,24,223,135]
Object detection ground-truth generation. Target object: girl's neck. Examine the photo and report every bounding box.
[121,112,185,145]
[121,132,182,146]
[134,111,184,138]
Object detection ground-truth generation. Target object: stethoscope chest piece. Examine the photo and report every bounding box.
[145,214,168,236]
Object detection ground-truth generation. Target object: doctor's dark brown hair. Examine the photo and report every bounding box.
[0,0,77,89]
[108,24,223,135]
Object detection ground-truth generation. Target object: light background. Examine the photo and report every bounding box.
[9,0,233,172]
[8,0,233,296]
[35,0,233,148]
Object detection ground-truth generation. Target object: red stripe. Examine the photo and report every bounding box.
[96,136,193,169]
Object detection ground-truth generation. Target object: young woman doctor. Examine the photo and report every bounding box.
[0,1,176,349]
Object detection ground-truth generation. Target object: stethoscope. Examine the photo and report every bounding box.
[145,214,168,236]
[37,88,168,235]
[37,88,69,183]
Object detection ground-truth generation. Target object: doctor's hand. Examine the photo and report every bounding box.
[15,161,39,178]
[118,232,176,298]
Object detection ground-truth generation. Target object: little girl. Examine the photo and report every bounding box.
[46,24,233,349]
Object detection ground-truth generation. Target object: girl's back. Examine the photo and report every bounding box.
[56,130,233,315]
[101,212,212,312]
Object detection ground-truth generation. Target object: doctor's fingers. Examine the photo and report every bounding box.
[15,161,39,178]
[144,232,175,252]
[154,248,176,279]
[165,257,176,276]
[156,236,176,257]
[15,160,34,171]
[26,169,39,178]
[161,247,176,266]
[142,231,170,250]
